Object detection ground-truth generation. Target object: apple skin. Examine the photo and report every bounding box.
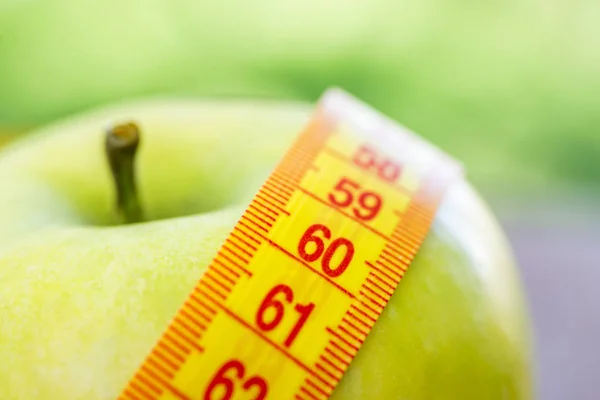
[0,134,17,150]
[0,99,533,399]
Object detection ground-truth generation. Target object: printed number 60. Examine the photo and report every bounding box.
[298,224,355,278]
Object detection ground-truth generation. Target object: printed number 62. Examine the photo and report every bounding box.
[204,359,268,400]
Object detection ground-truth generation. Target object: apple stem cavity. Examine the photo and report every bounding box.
[105,122,143,224]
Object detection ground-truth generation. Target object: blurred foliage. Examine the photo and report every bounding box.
[0,0,598,192]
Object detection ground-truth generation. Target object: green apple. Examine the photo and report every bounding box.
[0,98,533,399]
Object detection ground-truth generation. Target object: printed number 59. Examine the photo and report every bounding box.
[328,177,383,221]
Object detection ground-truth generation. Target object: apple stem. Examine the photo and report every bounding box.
[105,122,143,224]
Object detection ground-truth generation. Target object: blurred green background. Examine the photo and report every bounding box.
[1,0,599,195]
[1,3,599,399]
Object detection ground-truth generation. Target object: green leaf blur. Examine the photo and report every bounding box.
[0,0,598,192]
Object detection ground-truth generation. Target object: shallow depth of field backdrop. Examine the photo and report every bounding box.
[1,1,598,398]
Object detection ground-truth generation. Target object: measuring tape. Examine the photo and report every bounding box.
[117,89,462,400]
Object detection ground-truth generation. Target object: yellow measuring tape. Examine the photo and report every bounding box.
[118,89,461,400]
